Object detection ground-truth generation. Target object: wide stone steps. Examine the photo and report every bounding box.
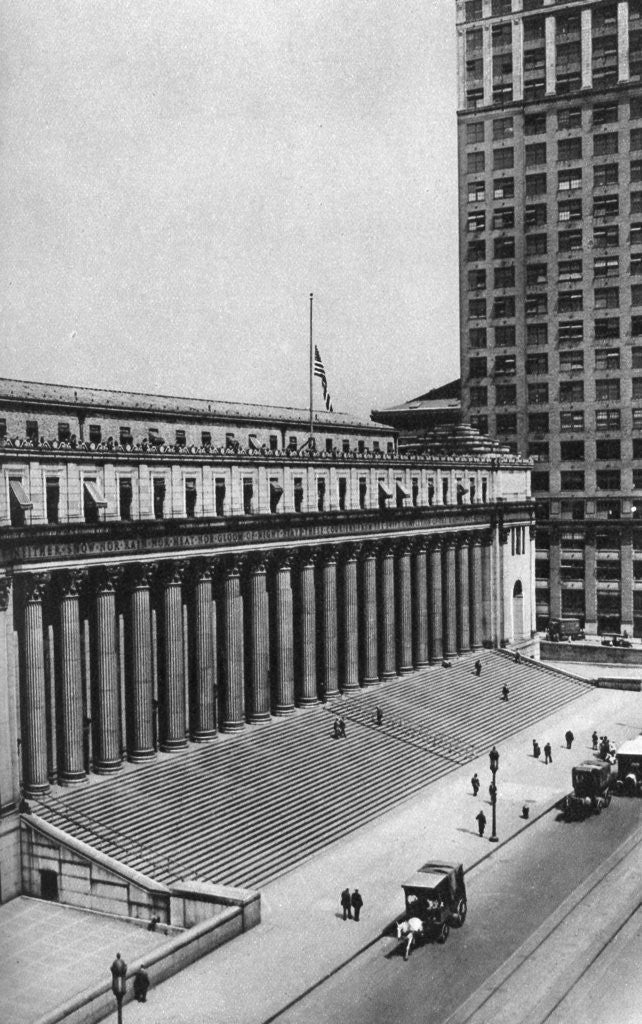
[34,653,590,890]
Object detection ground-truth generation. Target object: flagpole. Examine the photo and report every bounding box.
[309,292,314,443]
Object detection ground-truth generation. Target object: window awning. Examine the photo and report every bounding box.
[9,479,33,509]
[378,481,393,498]
[270,483,284,499]
[396,481,410,497]
[83,479,107,507]
[249,435,262,450]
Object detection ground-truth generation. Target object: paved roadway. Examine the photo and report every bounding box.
[272,799,642,1024]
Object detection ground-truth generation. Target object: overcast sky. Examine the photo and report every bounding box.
[0,0,458,418]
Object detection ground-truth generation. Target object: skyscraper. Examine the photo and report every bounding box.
[457,0,642,636]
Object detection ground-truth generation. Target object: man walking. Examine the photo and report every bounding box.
[592,730,598,751]
[339,717,346,738]
[351,889,363,922]
[544,741,552,764]
[376,706,383,726]
[501,684,509,701]
[471,772,480,796]
[476,809,487,837]
[565,729,574,749]
[474,659,482,676]
[340,888,352,920]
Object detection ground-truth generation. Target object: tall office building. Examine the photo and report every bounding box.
[457,0,642,636]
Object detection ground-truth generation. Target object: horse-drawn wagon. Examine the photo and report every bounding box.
[398,861,467,958]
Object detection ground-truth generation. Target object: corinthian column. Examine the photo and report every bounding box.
[471,535,484,650]
[428,538,444,663]
[360,543,379,685]
[297,550,318,706]
[443,536,458,659]
[222,556,246,730]
[246,556,270,722]
[22,574,50,796]
[320,547,339,698]
[159,562,187,751]
[0,575,18,810]
[192,560,218,739]
[397,541,413,673]
[412,539,429,668]
[273,553,295,715]
[340,544,360,691]
[457,536,471,655]
[128,563,156,761]
[58,570,88,784]
[380,543,396,679]
[93,566,123,772]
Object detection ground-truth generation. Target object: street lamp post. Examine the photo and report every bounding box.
[110,952,127,1024]
[489,745,499,843]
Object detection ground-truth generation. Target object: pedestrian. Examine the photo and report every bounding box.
[351,888,363,922]
[592,731,598,751]
[471,772,480,796]
[514,651,521,664]
[532,739,540,759]
[474,659,482,676]
[147,916,159,932]
[565,729,574,749]
[339,717,346,738]
[544,741,552,764]
[476,809,487,837]
[376,706,383,726]
[133,965,150,1003]
[340,887,352,920]
[333,719,341,740]
[501,684,509,701]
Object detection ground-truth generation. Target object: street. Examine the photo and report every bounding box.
[273,798,642,1024]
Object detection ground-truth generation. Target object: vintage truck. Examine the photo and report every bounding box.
[614,736,642,796]
[563,760,613,820]
[399,861,467,948]
[547,617,585,642]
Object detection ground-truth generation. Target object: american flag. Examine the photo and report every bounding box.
[313,346,333,412]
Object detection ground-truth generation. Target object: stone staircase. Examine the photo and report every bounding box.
[34,653,591,891]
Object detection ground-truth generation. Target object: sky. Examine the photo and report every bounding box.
[0,0,459,419]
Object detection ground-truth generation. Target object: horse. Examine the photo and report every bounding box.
[396,917,424,960]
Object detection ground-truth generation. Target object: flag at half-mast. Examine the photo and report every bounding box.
[313,346,334,412]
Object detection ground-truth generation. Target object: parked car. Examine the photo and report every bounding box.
[563,760,613,820]
[400,861,467,946]
[615,736,642,796]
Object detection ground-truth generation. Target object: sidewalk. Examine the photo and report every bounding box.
[1,681,636,1024]
[93,682,639,1024]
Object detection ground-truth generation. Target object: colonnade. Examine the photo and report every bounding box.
[14,529,494,796]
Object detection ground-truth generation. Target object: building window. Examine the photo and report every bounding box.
[633,160,642,183]
[153,478,166,519]
[528,382,549,404]
[25,420,38,442]
[495,325,515,346]
[561,440,585,460]
[469,327,487,348]
[492,296,515,318]
[493,82,513,104]
[596,470,621,490]
[465,1,482,21]
[558,293,583,314]
[558,169,582,191]
[594,194,619,217]
[494,266,515,288]
[470,386,488,405]
[634,379,642,400]
[594,287,619,309]
[632,253,642,276]
[559,349,584,372]
[243,478,254,515]
[561,471,585,490]
[631,223,642,246]
[526,352,548,374]
[632,128,642,151]
[558,230,582,253]
[558,260,582,283]
[561,410,585,431]
[531,471,550,491]
[496,413,517,433]
[596,439,621,459]
[559,380,584,402]
[175,429,186,447]
[527,233,547,256]
[493,177,514,200]
[633,285,642,306]
[467,239,486,261]
[527,264,548,285]
[594,164,619,187]
[633,346,642,368]
[594,257,619,277]
[46,477,60,524]
[294,477,304,513]
[525,111,546,136]
[557,108,581,130]
[493,208,514,230]
[467,151,485,174]
[593,132,619,156]
[88,424,101,444]
[493,116,514,140]
[201,431,212,446]
[325,437,334,453]
[469,357,487,378]
[470,414,488,434]
[468,268,486,290]
[119,478,133,521]
[466,122,485,144]
[525,203,547,228]
[558,138,582,161]
[592,102,619,126]
[526,323,548,345]
[215,478,226,516]
[529,412,549,432]
[594,319,620,340]
[468,183,486,206]
[494,236,515,259]
[57,422,71,442]
[594,224,619,247]
[317,478,326,512]
[596,409,621,430]
[595,349,620,372]
[494,354,516,375]
[493,147,514,170]
[496,384,516,405]
[185,478,197,517]
[525,142,546,166]
[526,173,547,196]
[558,199,582,222]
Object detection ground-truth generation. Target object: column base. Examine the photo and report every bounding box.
[341,682,360,692]
[249,712,271,723]
[324,687,340,698]
[296,697,319,708]
[399,664,414,675]
[24,782,50,798]
[444,649,458,660]
[471,641,483,651]
[459,645,471,655]
[129,748,157,763]
[221,720,246,732]
[274,704,295,716]
[160,738,188,752]
[360,675,380,687]
[94,759,123,775]
[413,659,430,669]
[192,730,218,742]
[59,773,88,786]
[382,670,397,680]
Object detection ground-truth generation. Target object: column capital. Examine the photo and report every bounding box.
[471,532,484,548]
[159,561,186,587]
[457,532,472,548]
[23,573,50,604]
[412,535,429,554]
[93,565,124,594]
[320,544,341,565]
[339,542,361,563]
[190,557,216,583]
[271,550,293,572]
[396,538,413,557]
[427,535,443,552]
[296,547,319,569]
[128,562,156,589]
[246,553,269,576]
[224,553,247,578]
[361,541,379,561]
[58,569,89,597]
[443,533,458,550]
[0,573,13,611]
